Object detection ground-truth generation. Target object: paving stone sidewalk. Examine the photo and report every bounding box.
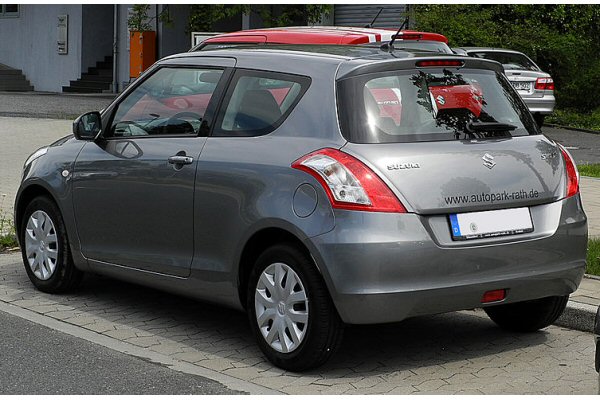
[0,252,597,395]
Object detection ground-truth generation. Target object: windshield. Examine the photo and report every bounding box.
[337,67,539,143]
[468,51,539,71]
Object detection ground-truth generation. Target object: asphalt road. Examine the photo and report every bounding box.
[543,126,600,165]
[0,310,241,394]
[0,92,114,120]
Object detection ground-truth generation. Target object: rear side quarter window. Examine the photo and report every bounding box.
[212,69,311,137]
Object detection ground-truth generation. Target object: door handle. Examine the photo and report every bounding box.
[168,155,194,165]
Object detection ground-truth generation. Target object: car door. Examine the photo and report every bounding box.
[72,58,234,278]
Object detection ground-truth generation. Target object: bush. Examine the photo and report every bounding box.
[415,4,600,112]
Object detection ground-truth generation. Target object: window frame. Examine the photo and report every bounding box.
[211,68,311,138]
[0,4,20,18]
[102,64,233,141]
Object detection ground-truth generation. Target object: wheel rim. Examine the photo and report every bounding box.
[24,210,58,281]
[255,262,309,354]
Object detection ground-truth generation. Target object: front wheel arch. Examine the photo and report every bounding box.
[15,184,57,242]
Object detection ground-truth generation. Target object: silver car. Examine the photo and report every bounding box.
[15,46,587,371]
[456,47,556,127]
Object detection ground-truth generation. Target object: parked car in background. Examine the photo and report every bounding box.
[190,26,453,54]
[454,47,555,127]
[16,45,586,371]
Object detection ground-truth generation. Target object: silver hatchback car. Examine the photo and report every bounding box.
[455,47,556,127]
[15,46,587,371]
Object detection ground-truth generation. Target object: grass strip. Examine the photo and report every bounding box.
[587,238,600,276]
[578,164,600,178]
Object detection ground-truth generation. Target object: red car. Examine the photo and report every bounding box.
[190,26,452,54]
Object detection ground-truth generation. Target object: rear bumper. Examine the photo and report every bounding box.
[523,94,555,114]
[306,195,587,324]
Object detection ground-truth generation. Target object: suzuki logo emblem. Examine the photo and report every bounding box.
[482,153,496,169]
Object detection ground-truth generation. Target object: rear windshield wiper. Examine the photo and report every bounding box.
[467,122,517,132]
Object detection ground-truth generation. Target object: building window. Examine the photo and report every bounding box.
[0,4,20,17]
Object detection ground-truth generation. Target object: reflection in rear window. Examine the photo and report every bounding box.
[337,68,539,143]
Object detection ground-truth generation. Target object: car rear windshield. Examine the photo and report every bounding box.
[468,51,539,71]
[337,67,539,143]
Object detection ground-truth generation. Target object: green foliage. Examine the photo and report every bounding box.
[578,164,600,178]
[415,5,600,112]
[0,195,18,252]
[187,4,240,32]
[546,108,600,132]
[587,238,600,276]
[187,4,331,33]
[127,4,173,32]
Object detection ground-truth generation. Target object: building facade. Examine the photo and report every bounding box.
[0,4,408,93]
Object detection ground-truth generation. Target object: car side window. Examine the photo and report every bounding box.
[213,70,310,137]
[107,67,224,138]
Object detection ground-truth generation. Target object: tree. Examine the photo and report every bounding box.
[187,4,331,33]
[414,4,600,111]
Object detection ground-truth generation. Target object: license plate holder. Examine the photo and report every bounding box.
[449,207,533,241]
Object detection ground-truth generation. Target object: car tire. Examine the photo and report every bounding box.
[20,196,83,293]
[533,114,545,128]
[484,295,568,332]
[247,243,343,371]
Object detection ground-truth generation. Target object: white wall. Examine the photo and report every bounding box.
[0,5,83,92]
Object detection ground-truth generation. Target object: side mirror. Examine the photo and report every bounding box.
[73,111,102,140]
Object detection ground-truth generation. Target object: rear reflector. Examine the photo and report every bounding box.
[292,148,407,213]
[535,77,555,91]
[416,60,464,68]
[482,289,506,303]
[557,144,580,198]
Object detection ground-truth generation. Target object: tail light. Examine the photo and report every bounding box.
[535,77,554,91]
[557,143,579,198]
[292,148,406,213]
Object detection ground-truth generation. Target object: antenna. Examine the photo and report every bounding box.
[380,16,409,53]
[364,7,384,28]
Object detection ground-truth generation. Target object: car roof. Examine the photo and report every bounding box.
[194,26,448,48]
[164,45,505,79]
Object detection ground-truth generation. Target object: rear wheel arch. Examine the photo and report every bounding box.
[237,227,319,309]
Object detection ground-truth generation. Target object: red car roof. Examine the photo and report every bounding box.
[202,26,448,46]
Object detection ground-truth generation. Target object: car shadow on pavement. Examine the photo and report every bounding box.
[71,273,551,377]
[321,313,550,377]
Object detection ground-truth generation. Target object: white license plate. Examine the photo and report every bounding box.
[511,81,531,91]
[449,207,533,241]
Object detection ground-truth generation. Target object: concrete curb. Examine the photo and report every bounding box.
[0,111,77,120]
[556,300,597,333]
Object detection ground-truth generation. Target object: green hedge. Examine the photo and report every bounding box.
[415,5,600,112]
